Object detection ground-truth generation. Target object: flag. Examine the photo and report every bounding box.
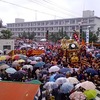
[81,39,85,46]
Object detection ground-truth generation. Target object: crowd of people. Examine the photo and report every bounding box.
[0,40,100,100]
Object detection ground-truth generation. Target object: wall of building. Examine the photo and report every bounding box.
[7,16,100,40]
[0,39,14,54]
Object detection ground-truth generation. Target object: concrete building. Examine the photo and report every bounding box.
[0,39,14,54]
[7,10,100,40]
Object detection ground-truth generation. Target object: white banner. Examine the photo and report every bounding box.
[86,29,89,44]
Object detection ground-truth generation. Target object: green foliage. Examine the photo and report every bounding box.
[48,27,70,43]
[1,30,13,39]
[80,31,98,43]
[18,31,36,40]
[96,28,100,36]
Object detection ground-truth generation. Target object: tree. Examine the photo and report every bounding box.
[19,31,28,39]
[89,32,98,43]
[96,28,100,36]
[1,30,13,39]
[18,31,36,40]
[48,28,70,43]
[27,31,36,40]
[80,31,98,43]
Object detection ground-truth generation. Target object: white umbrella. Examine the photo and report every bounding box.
[43,82,58,90]
[0,64,10,70]
[69,91,86,100]
[23,65,33,71]
[49,65,60,73]
[0,50,3,54]
[80,81,96,90]
[40,39,46,42]
[5,67,17,74]
[30,61,37,64]
[55,77,69,85]
[34,57,42,61]
[67,77,79,84]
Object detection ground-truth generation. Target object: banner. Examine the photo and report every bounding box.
[86,29,89,44]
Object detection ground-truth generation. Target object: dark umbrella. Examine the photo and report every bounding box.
[85,68,98,76]
[11,71,26,81]
[54,73,65,80]
[59,68,71,74]
[45,63,52,68]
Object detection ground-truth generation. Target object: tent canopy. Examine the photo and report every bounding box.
[0,81,40,100]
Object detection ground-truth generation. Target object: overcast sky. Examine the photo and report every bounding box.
[0,0,100,25]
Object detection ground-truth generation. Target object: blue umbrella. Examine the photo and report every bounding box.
[59,68,71,74]
[28,56,35,61]
[54,73,65,80]
[49,74,56,82]
[34,61,45,67]
[95,53,100,58]
[60,82,74,94]
[85,68,98,76]
[0,61,6,65]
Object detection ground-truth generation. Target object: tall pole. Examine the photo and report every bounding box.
[86,26,90,45]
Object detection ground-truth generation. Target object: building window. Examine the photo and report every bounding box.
[76,19,82,24]
[3,45,11,50]
[65,20,70,24]
[70,20,75,24]
[89,18,94,23]
[37,33,40,36]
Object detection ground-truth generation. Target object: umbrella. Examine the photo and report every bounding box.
[69,91,86,100]
[85,68,98,76]
[34,57,42,61]
[28,56,35,61]
[59,67,71,74]
[60,82,74,93]
[81,81,96,90]
[40,69,48,74]
[28,80,42,84]
[30,61,37,65]
[34,61,45,67]
[12,61,19,67]
[54,73,65,80]
[0,56,6,61]
[23,65,33,71]
[84,90,97,100]
[75,83,82,89]
[5,67,17,74]
[0,50,3,54]
[55,77,69,85]
[49,65,60,73]
[12,54,27,60]
[11,71,25,80]
[67,77,79,84]
[95,53,100,58]
[44,82,58,90]
[49,74,56,82]
[0,61,6,65]
[18,59,25,63]
[0,55,11,60]
[0,64,10,70]
[45,63,52,68]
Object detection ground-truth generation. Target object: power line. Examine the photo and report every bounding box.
[42,0,81,17]
[29,0,80,17]
[0,0,65,19]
